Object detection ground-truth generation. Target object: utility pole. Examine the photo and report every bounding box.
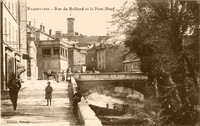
[0,0,4,90]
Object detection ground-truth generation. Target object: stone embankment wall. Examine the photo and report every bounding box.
[70,77,102,126]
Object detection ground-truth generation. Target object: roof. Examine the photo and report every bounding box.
[27,25,55,39]
[27,25,74,48]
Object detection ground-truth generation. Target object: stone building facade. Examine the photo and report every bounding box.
[68,46,87,73]
[19,0,28,81]
[123,52,141,72]
[96,44,106,72]
[96,43,128,72]
[86,46,97,72]
[1,0,27,90]
[26,25,38,80]
[87,42,141,73]
[37,30,71,80]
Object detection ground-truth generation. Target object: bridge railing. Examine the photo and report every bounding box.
[73,72,147,81]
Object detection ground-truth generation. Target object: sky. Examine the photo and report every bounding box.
[27,0,127,36]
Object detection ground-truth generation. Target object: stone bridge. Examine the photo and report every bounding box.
[73,72,148,95]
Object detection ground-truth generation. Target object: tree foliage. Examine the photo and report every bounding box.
[113,0,200,125]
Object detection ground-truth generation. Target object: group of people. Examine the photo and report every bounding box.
[8,73,82,113]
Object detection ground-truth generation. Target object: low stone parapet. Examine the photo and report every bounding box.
[74,72,147,81]
[70,77,102,126]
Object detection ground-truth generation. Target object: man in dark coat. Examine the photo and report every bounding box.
[73,87,82,114]
[8,73,21,111]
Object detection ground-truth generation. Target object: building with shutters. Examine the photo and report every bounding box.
[123,52,141,72]
[96,42,128,72]
[0,0,27,90]
[68,46,87,73]
[86,45,97,72]
[35,25,72,80]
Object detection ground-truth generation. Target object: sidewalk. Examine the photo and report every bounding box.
[20,79,36,90]
[1,80,80,125]
[1,79,36,100]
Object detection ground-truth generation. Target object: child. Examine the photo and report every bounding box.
[45,82,53,106]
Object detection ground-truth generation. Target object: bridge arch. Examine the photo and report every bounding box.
[76,80,147,96]
[73,72,148,96]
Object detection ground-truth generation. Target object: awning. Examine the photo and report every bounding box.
[17,62,26,76]
[15,52,21,61]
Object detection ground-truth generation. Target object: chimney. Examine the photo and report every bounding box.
[29,21,31,26]
[49,29,52,35]
[75,32,79,36]
[43,26,45,32]
[40,24,43,31]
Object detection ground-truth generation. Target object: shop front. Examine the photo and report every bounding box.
[3,46,26,90]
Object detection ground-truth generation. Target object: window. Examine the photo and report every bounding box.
[9,22,11,41]
[124,65,127,71]
[15,3,18,19]
[60,47,62,55]
[42,48,51,55]
[53,48,59,55]
[8,1,10,10]
[62,48,65,56]
[12,26,14,42]
[65,49,68,57]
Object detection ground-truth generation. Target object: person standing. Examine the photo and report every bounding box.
[45,82,53,106]
[72,87,82,114]
[8,73,21,111]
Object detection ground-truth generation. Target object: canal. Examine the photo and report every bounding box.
[82,85,155,125]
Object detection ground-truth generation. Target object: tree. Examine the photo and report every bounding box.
[113,0,199,125]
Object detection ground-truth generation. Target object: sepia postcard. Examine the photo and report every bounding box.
[1,0,200,125]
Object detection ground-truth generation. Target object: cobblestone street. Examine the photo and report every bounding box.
[1,80,79,125]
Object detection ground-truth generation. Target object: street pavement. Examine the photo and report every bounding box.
[1,80,80,126]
